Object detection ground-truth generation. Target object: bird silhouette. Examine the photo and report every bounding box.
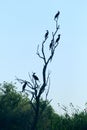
[22,81,27,92]
[45,30,49,40]
[49,42,52,50]
[32,73,39,81]
[49,39,54,50]
[54,11,60,20]
[56,34,61,43]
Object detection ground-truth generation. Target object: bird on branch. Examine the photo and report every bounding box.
[32,73,39,81]
[49,42,52,50]
[45,30,49,40]
[22,81,27,92]
[56,34,61,43]
[49,39,54,50]
[54,11,60,20]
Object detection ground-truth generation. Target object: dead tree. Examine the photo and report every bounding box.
[16,11,61,130]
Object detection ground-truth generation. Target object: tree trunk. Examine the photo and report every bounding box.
[31,98,40,130]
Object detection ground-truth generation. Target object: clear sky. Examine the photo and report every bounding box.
[0,0,87,113]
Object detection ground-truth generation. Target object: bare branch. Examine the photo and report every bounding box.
[28,72,35,87]
[46,71,51,85]
[36,44,44,59]
[42,40,46,64]
[46,79,50,100]
[28,72,32,82]
[54,41,59,49]
[37,35,49,64]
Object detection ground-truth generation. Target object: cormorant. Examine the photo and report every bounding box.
[22,81,27,92]
[54,11,60,20]
[32,73,39,81]
[45,30,49,40]
[49,42,52,50]
[49,39,54,50]
[56,34,61,43]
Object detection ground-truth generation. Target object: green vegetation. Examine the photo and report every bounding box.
[0,82,87,130]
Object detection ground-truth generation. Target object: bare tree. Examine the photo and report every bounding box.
[16,11,61,130]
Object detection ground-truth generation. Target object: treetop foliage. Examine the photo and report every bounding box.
[0,82,87,130]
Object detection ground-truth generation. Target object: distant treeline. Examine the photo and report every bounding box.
[0,82,87,130]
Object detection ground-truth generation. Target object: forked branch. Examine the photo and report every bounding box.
[16,11,61,130]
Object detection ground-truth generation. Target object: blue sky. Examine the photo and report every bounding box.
[0,0,87,112]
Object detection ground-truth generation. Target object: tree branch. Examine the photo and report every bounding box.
[16,11,61,130]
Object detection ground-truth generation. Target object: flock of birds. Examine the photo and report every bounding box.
[45,11,60,50]
[22,11,60,92]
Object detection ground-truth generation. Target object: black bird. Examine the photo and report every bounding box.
[54,11,60,20]
[49,42,52,50]
[32,73,39,81]
[22,81,27,92]
[45,30,49,40]
[49,39,54,50]
[56,34,61,43]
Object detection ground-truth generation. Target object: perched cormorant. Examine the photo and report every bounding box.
[49,39,54,50]
[45,30,49,40]
[22,81,27,92]
[54,11,60,20]
[49,42,52,50]
[32,73,39,81]
[56,34,61,43]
